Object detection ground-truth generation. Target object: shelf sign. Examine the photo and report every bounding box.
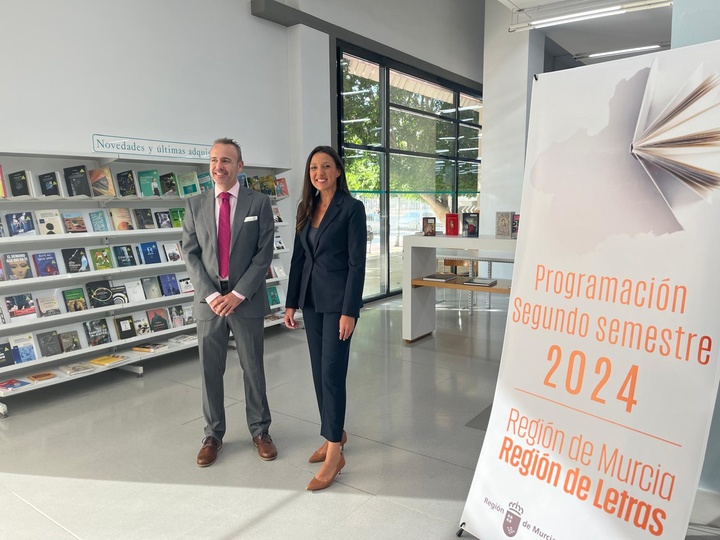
[92,134,211,160]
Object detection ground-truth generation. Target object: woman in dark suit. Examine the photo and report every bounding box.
[284,145,366,491]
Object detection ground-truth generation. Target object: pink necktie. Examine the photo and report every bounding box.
[218,192,231,279]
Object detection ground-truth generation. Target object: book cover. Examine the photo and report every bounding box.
[3,252,34,280]
[463,212,480,238]
[35,294,62,317]
[422,216,436,236]
[158,273,180,296]
[61,247,91,273]
[89,166,116,197]
[133,315,151,335]
[182,304,194,325]
[266,285,283,308]
[109,207,135,231]
[422,273,456,282]
[178,276,194,293]
[138,241,161,264]
[36,330,62,357]
[132,208,155,229]
[167,305,184,328]
[32,252,60,277]
[28,371,57,383]
[494,211,512,239]
[168,334,197,344]
[110,285,129,304]
[89,248,114,271]
[154,210,172,228]
[272,264,286,278]
[272,206,283,223]
[0,379,31,390]
[259,175,276,196]
[83,318,111,347]
[124,279,146,302]
[511,212,520,239]
[9,333,37,363]
[89,354,129,367]
[86,279,113,308]
[463,278,498,287]
[5,293,36,319]
[62,211,87,233]
[8,170,32,197]
[159,172,178,197]
[59,330,81,352]
[274,177,289,197]
[162,242,182,262]
[59,362,95,376]
[37,171,62,197]
[197,171,213,193]
[177,171,200,197]
[146,308,169,332]
[137,169,161,197]
[273,233,286,251]
[62,287,88,312]
[112,245,138,267]
[6,211,36,236]
[0,164,6,199]
[169,207,185,228]
[0,343,14,368]
[141,277,162,299]
[114,314,136,340]
[445,213,459,236]
[88,209,111,232]
[36,209,65,235]
[63,165,92,197]
[132,342,168,353]
[116,170,139,197]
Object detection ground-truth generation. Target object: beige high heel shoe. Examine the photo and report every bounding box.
[306,454,346,491]
[308,431,347,463]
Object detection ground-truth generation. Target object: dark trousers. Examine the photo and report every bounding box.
[301,304,352,443]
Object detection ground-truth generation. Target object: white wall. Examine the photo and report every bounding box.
[0,0,290,168]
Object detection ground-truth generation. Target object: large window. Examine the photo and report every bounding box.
[339,47,482,299]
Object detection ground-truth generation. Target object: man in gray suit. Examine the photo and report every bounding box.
[182,137,277,467]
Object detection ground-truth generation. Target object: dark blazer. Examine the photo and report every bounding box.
[182,185,275,320]
[285,190,366,317]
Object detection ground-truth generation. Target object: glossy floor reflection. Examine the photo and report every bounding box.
[0,293,716,539]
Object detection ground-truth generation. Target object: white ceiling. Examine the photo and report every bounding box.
[495,0,673,66]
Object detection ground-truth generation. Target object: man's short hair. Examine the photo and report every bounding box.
[213,137,243,161]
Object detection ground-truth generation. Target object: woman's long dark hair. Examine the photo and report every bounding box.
[295,145,351,233]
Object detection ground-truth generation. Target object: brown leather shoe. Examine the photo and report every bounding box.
[252,432,277,461]
[197,436,222,467]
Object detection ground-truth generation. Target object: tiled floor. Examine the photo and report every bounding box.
[0,294,718,539]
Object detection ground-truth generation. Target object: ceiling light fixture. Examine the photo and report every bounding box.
[508,0,672,32]
[574,43,665,60]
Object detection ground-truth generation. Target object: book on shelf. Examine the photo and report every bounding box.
[61,247,91,273]
[89,354,129,367]
[8,170,33,197]
[272,206,283,223]
[59,362,95,376]
[138,241,161,264]
[167,305,185,328]
[158,274,180,296]
[274,177,289,197]
[109,207,135,231]
[495,211,513,239]
[86,280,114,309]
[265,267,273,280]
[28,371,58,383]
[169,207,185,228]
[114,314,137,340]
[422,216,436,236]
[141,276,162,299]
[159,172,179,197]
[88,209,111,232]
[511,213,520,239]
[133,314,151,335]
[197,171,213,193]
[35,209,65,235]
[59,330,82,352]
[110,285,129,304]
[36,330,62,357]
[63,165,92,197]
[162,242,182,262]
[168,334,197,344]
[146,307,170,332]
[462,212,479,238]
[124,279,146,302]
[62,287,88,312]
[37,171,62,197]
[154,210,172,228]
[62,211,88,233]
[422,273,456,282]
[137,169,161,197]
[113,245,138,267]
[182,304,194,325]
[3,252,34,280]
[5,211,36,236]
[35,294,62,317]
[32,252,60,277]
[273,233,286,251]
[0,164,6,199]
[132,342,168,353]
[272,264,286,278]
[116,170,140,197]
[83,318,111,347]
[132,208,155,229]
[445,213,459,236]
[89,166,116,197]
[177,171,199,197]
[178,276,194,293]
[462,278,498,287]
[9,333,37,363]
[89,247,114,271]
[0,379,31,390]
[266,285,284,308]
[5,293,36,319]
[0,343,14,368]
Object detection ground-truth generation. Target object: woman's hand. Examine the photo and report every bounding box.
[284,308,298,329]
[339,315,356,341]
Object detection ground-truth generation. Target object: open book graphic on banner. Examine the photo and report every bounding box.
[631,60,720,222]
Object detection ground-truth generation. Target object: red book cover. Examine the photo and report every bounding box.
[445,213,459,236]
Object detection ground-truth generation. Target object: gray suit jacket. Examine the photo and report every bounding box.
[182,185,274,320]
